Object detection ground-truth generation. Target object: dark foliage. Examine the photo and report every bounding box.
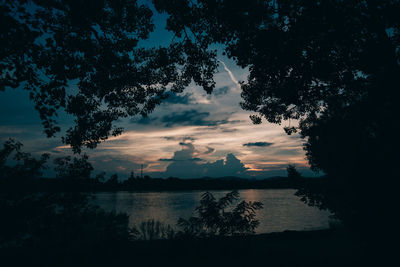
[131,219,175,241]
[154,0,400,232]
[104,173,120,189]
[0,139,49,180]
[0,192,131,248]
[178,191,263,237]
[54,154,93,179]
[287,165,302,181]
[0,140,131,248]
[1,0,217,152]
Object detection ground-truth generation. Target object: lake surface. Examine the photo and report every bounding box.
[93,189,332,234]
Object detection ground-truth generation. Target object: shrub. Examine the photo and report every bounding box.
[131,219,175,240]
[0,192,131,248]
[177,191,263,237]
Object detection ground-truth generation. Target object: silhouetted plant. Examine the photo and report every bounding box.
[0,139,131,248]
[54,154,93,179]
[94,172,106,184]
[287,165,302,181]
[0,138,49,180]
[0,192,131,248]
[177,191,263,237]
[1,1,217,151]
[105,173,119,186]
[286,165,328,209]
[131,219,175,240]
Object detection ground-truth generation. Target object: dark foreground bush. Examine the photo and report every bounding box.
[177,191,263,237]
[0,192,131,248]
[132,219,175,240]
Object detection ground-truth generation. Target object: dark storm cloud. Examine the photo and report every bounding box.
[221,128,238,133]
[159,157,203,162]
[130,116,158,125]
[162,92,191,105]
[204,146,215,155]
[129,110,241,127]
[243,142,274,147]
[179,142,192,147]
[160,110,240,127]
[163,136,195,141]
[273,149,301,156]
[161,110,209,127]
[158,158,175,162]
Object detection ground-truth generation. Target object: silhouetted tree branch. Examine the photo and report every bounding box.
[0,138,49,180]
[1,0,217,152]
[178,191,263,237]
[154,0,400,231]
[54,154,93,179]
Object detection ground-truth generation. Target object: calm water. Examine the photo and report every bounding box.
[93,189,332,234]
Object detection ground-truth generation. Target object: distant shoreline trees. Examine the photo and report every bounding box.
[0,139,313,193]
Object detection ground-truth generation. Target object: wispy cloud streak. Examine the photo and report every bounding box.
[219,60,240,88]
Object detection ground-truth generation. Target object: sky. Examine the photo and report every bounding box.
[0,4,317,179]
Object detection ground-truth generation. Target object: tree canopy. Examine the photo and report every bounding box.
[154,0,399,127]
[1,0,217,152]
[0,139,49,180]
[153,0,400,229]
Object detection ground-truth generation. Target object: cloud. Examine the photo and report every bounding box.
[246,164,320,178]
[160,110,240,127]
[129,109,242,128]
[161,110,209,127]
[159,157,202,162]
[204,146,215,155]
[201,153,248,177]
[130,116,158,125]
[243,142,274,147]
[214,86,230,96]
[162,92,192,105]
[273,149,301,156]
[219,60,240,87]
[162,136,195,141]
[220,128,238,133]
[171,142,196,160]
[162,143,247,178]
[178,142,195,148]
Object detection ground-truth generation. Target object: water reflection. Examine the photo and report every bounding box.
[94,189,332,233]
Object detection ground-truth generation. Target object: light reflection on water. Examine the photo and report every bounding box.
[93,189,332,234]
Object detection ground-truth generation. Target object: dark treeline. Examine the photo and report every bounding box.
[0,175,322,192]
[1,139,321,192]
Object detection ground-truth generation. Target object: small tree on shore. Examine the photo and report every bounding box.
[178,191,263,237]
[53,154,93,179]
[0,139,49,180]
